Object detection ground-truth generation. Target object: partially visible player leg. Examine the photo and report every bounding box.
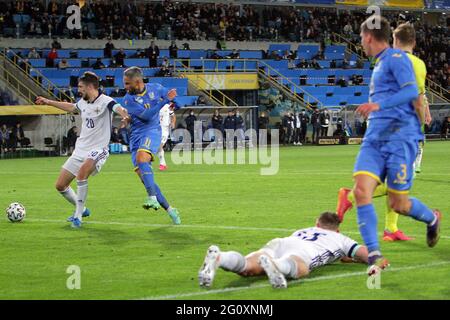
[383,196,413,241]
[134,168,180,224]
[154,183,180,225]
[55,168,77,205]
[387,141,441,247]
[199,245,251,287]
[136,150,160,210]
[158,132,168,171]
[72,159,97,228]
[258,254,309,289]
[353,174,389,273]
[57,158,91,222]
[414,141,424,174]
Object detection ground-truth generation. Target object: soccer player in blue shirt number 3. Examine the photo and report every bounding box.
[353,16,441,275]
[122,66,181,225]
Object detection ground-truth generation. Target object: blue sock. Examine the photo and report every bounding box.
[154,183,170,210]
[408,197,435,224]
[357,203,379,252]
[138,162,156,197]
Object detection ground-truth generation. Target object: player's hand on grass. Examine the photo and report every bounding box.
[356,103,380,118]
[167,89,177,101]
[35,96,49,105]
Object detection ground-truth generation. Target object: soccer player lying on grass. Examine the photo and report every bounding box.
[198,212,368,289]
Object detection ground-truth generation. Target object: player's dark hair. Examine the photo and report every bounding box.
[361,15,391,43]
[79,71,99,89]
[124,66,144,79]
[318,212,341,229]
[394,22,416,46]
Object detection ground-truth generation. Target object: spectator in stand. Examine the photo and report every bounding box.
[114,49,126,67]
[310,59,321,70]
[27,47,40,59]
[46,47,58,67]
[18,58,30,74]
[58,58,70,70]
[92,58,105,69]
[297,59,308,69]
[103,39,115,58]
[51,38,62,49]
[169,40,178,59]
[147,41,160,68]
[336,76,348,87]
[269,50,281,60]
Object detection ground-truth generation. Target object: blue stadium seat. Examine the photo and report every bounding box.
[78,50,104,58]
[28,59,46,67]
[239,51,263,59]
[190,50,207,59]
[124,59,148,67]
[297,44,319,60]
[268,44,291,54]
[159,49,169,58]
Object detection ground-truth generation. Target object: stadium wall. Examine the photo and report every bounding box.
[0,38,311,51]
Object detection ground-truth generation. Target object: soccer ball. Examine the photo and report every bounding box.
[6,202,26,222]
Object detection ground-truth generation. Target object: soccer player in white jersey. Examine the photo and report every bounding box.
[198,212,368,289]
[35,71,130,228]
[158,102,175,171]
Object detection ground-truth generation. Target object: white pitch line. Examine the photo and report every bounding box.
[139,261,450,300]
[27,218,450,239]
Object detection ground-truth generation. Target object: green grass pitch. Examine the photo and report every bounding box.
[0,142,449,299]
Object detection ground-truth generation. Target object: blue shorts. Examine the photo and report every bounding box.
[130,131,162,168]
[353,140,419,194]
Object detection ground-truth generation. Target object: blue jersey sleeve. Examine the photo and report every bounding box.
[377,52,418,110]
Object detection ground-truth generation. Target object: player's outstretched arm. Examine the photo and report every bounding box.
[35,96,76,113]
[413,94,426,124]
[353,246,368,264]
[112,104,131,123]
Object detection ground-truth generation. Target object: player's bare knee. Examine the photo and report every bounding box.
[55,181,68,192]
[136,152,151,164]
[353,185,372,204]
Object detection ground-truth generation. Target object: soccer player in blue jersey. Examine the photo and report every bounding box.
[122,66,181,224]
[353,16,441,275]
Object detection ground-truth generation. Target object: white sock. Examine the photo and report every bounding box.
[219,251,246,273]
[415,145,423,169]
[59,186,77,206]
[273,257,298,279]
[159,148,166,166]
[74,180,88,220]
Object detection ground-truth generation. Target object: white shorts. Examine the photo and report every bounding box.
[161,128,170,145]
[260,237,310,266]
[62,148,109,177]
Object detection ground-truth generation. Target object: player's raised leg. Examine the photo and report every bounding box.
[386,141,441,247]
